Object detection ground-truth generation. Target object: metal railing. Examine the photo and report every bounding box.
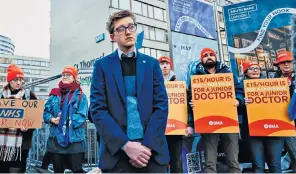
[26,121,100,172]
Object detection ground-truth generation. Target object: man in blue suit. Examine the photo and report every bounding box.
[90,10,169,173]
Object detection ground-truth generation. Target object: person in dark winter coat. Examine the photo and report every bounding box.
[0,64,37,173]
[187,48,244,173]
[241,61,284,173]
[158,56,182,173]
[273,52,296,172]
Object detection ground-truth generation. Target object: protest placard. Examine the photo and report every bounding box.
[165,81,188,135]
[191,73,239,133]
[244,78,295,136]
[0,99,44,128]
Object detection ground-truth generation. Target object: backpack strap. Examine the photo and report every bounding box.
[25,89,30,100]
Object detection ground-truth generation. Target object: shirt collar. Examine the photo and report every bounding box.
[118,48,137,60]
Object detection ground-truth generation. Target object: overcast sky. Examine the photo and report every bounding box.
[0,0,50,59]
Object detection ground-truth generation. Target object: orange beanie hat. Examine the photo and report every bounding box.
[200,48,217,61]
[242,61,260,73]
[158,56,173,69]
[6,64,24,82]
[62,66,78,78]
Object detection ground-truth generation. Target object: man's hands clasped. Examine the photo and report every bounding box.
[123,141,152,168]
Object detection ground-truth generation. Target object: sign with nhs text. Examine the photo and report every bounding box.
[0,99,44,128]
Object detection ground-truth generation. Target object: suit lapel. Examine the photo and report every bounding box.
[109,51,126,104]
[136,52,146,96]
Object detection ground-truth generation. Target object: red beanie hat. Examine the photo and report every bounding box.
[200,48,217,61]
[274,51,293,65]
[7,64,24,82]
[242,61,259,73]
[62,66,78,78]
[158,56,173,69]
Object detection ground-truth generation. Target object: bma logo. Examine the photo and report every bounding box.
[181,45,191,51]
[167,124,175,128]
[209,121,223,126]
[264,124,279,129]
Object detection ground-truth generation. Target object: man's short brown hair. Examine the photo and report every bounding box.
[106,10,136,34]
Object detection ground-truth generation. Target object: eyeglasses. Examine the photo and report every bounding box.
[248,67,260,71]
[62,74,71,78]
[203,53,215,58]
[114,24,137,35]
[12,78,24,83]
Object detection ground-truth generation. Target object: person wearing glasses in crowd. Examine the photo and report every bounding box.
[0,64,37,173]
[43,66,88,173]
[241,61,284,173]
[273,52,296,172]
[188,48,244,173]
[90,10,169,173]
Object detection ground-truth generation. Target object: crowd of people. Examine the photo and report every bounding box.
[0,9,296,173]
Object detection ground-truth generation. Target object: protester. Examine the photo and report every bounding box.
[0,64,37,173]
[90,10,169,173]
[158,56,183,173]
[242,61,284,173]
[43,66,88,173]
[187,48,244,173]
[273,51,296,172]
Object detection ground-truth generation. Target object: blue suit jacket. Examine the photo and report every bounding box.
[90,50,169,170]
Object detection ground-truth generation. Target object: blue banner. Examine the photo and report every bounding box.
[169,0,217,39]
[223,0,296,77]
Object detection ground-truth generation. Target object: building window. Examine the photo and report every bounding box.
[40,70,47,75]
[142,4,148,17]
[23,60,30,65]
[149,27,156,40]
[156,50,169,58]
[155,28,165,42]
[0,76,6,82]
[148,5,154,18]
[153,7,164,21]
[40,88,47,92]
[143,25,149,39]
[0,58,9,64]
[111,0,119,8]
[16,59,23,65]
[0,67,6,73]
[137,23,143,33]
[150,49,157,58]
[132,0,142,15]
[41,62,46,67]
[119,0,130,10]
[142,47,169,58]
[23,69,31,74]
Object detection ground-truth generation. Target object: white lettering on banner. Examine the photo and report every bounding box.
[209,121,223,126]
[264,124,279,129]
[175,16,214,39]
[167,124,176,128]
[228,8,296,53]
